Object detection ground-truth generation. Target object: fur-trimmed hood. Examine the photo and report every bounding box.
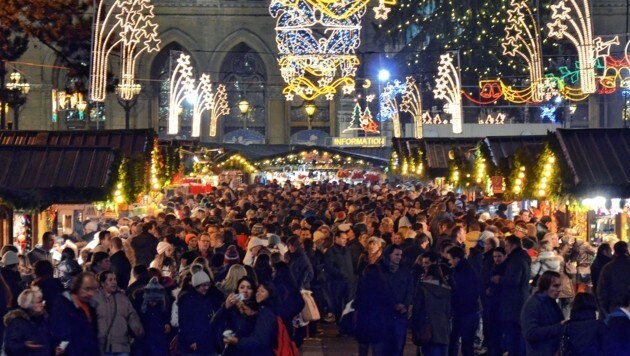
[3,308,29,327]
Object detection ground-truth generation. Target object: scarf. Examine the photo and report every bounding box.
[71,293,92,323]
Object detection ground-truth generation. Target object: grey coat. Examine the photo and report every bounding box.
[521,293,564,356]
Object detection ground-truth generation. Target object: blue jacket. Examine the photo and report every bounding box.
[521,293,564,356]
[603,308,630,354]
[50,292,99,356]
[177,289,222,354]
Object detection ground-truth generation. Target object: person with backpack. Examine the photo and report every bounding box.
[223,281,281,356]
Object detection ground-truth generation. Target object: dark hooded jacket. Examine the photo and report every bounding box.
[3,308,52,356]
[411,280,451,345]
[500,247,531,323]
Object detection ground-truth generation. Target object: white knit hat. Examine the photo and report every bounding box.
[191,271,211,287]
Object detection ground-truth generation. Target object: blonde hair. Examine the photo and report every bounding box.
[17,288,43,310]
[217,264,247,295]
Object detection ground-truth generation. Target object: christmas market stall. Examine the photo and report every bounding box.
[0,129,171,247]
[554,129,630,243]
[0,145,121,249]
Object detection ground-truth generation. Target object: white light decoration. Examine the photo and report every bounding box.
[433,53,462,134]
[168,53,195,135]
[209,84,229,137]
[380,80,406,137]
[479,113,506,124]
[502,0,544,102]
[91,0,161,102]
[373,0,393,20]
[190,74,230,138]
[421,112,447,125]
[270,0,366,100]
[399,76,423,138]
[547,0,597,93]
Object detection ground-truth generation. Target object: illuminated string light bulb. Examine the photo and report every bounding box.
[91,0,161,102]
[501,0,543,101]
[433,53,462,134]
[399,76,423,138]
[168,53,195,135]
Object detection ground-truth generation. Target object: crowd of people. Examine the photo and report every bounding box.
[0,181,628,356]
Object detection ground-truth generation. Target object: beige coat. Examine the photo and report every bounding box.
[93,289,144,355]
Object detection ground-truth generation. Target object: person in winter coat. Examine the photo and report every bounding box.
[130,222,159,267]
[411,264,451,356]
[109,237,132,290]
[602,287,630,354]
[134,277,171,356]
[324,230,355,325]
[483,247,507,356]
[93,270,144,356]
[286,236,314,290]
[31,260,63,314]
[500,236,531,356]
[597,241,630,314]
[380,244,413,356]
[271,262,305,344]
[150,241,177,279]
[530,239,562,291]
[354,264,393,356]
[2,251,24,307]
[445,246,479,356]
[222,281,278,356]
[590,243,612,294]
[56,248,81,289]
[2,288,58,356]
[560,293,603,355]
[211,276,259,356]
[521,271,565,356]
[51,272,100,356]
[177,271,223,355]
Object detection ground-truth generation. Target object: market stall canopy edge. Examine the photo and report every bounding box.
[0,146,120,210]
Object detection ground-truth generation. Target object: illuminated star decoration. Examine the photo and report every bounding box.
[373,0,391,20]
[168,53,195,135]
[209,84,229,137]
[379,79,406,137]
[399,76,423,138]
[478,113,506,124]
[91,0,161,102]
[433,53,462,134]
[270,0,367,100]
[547,0,596,93]
[541,105,557,122]
[501,0,543,102]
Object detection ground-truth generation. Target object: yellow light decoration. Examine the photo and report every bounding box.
[168,53,195,135]
[421,112,447,124]
[399,76,423,138]
[547,0,598,94]
[90,0,160,102]
[535,151,557,198]
[433,53,462,134]
[502,0,543,101]
[270,0,366,100]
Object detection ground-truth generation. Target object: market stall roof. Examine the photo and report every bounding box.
[205,143,389,167]
[483,135,547,166]
[0,146,119,209]
[555,129,630,197]
[0,129,154,157]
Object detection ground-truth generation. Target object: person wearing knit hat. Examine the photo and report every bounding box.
[2,251,18,267]
[313,230,326,243]
[135,276,170,356]
[185,233,198,251]
[150,242,176,278]
[177,270,222,354]
[223,245,241,266]
[191,271,211,288]
[141,276,166,312]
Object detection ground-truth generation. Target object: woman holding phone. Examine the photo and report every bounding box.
[211,276,259,355]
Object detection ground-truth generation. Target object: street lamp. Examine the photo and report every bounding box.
[305,101,316,130]
[5,70,30,130]
[116,81,142,129]
[238,99,251,129]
